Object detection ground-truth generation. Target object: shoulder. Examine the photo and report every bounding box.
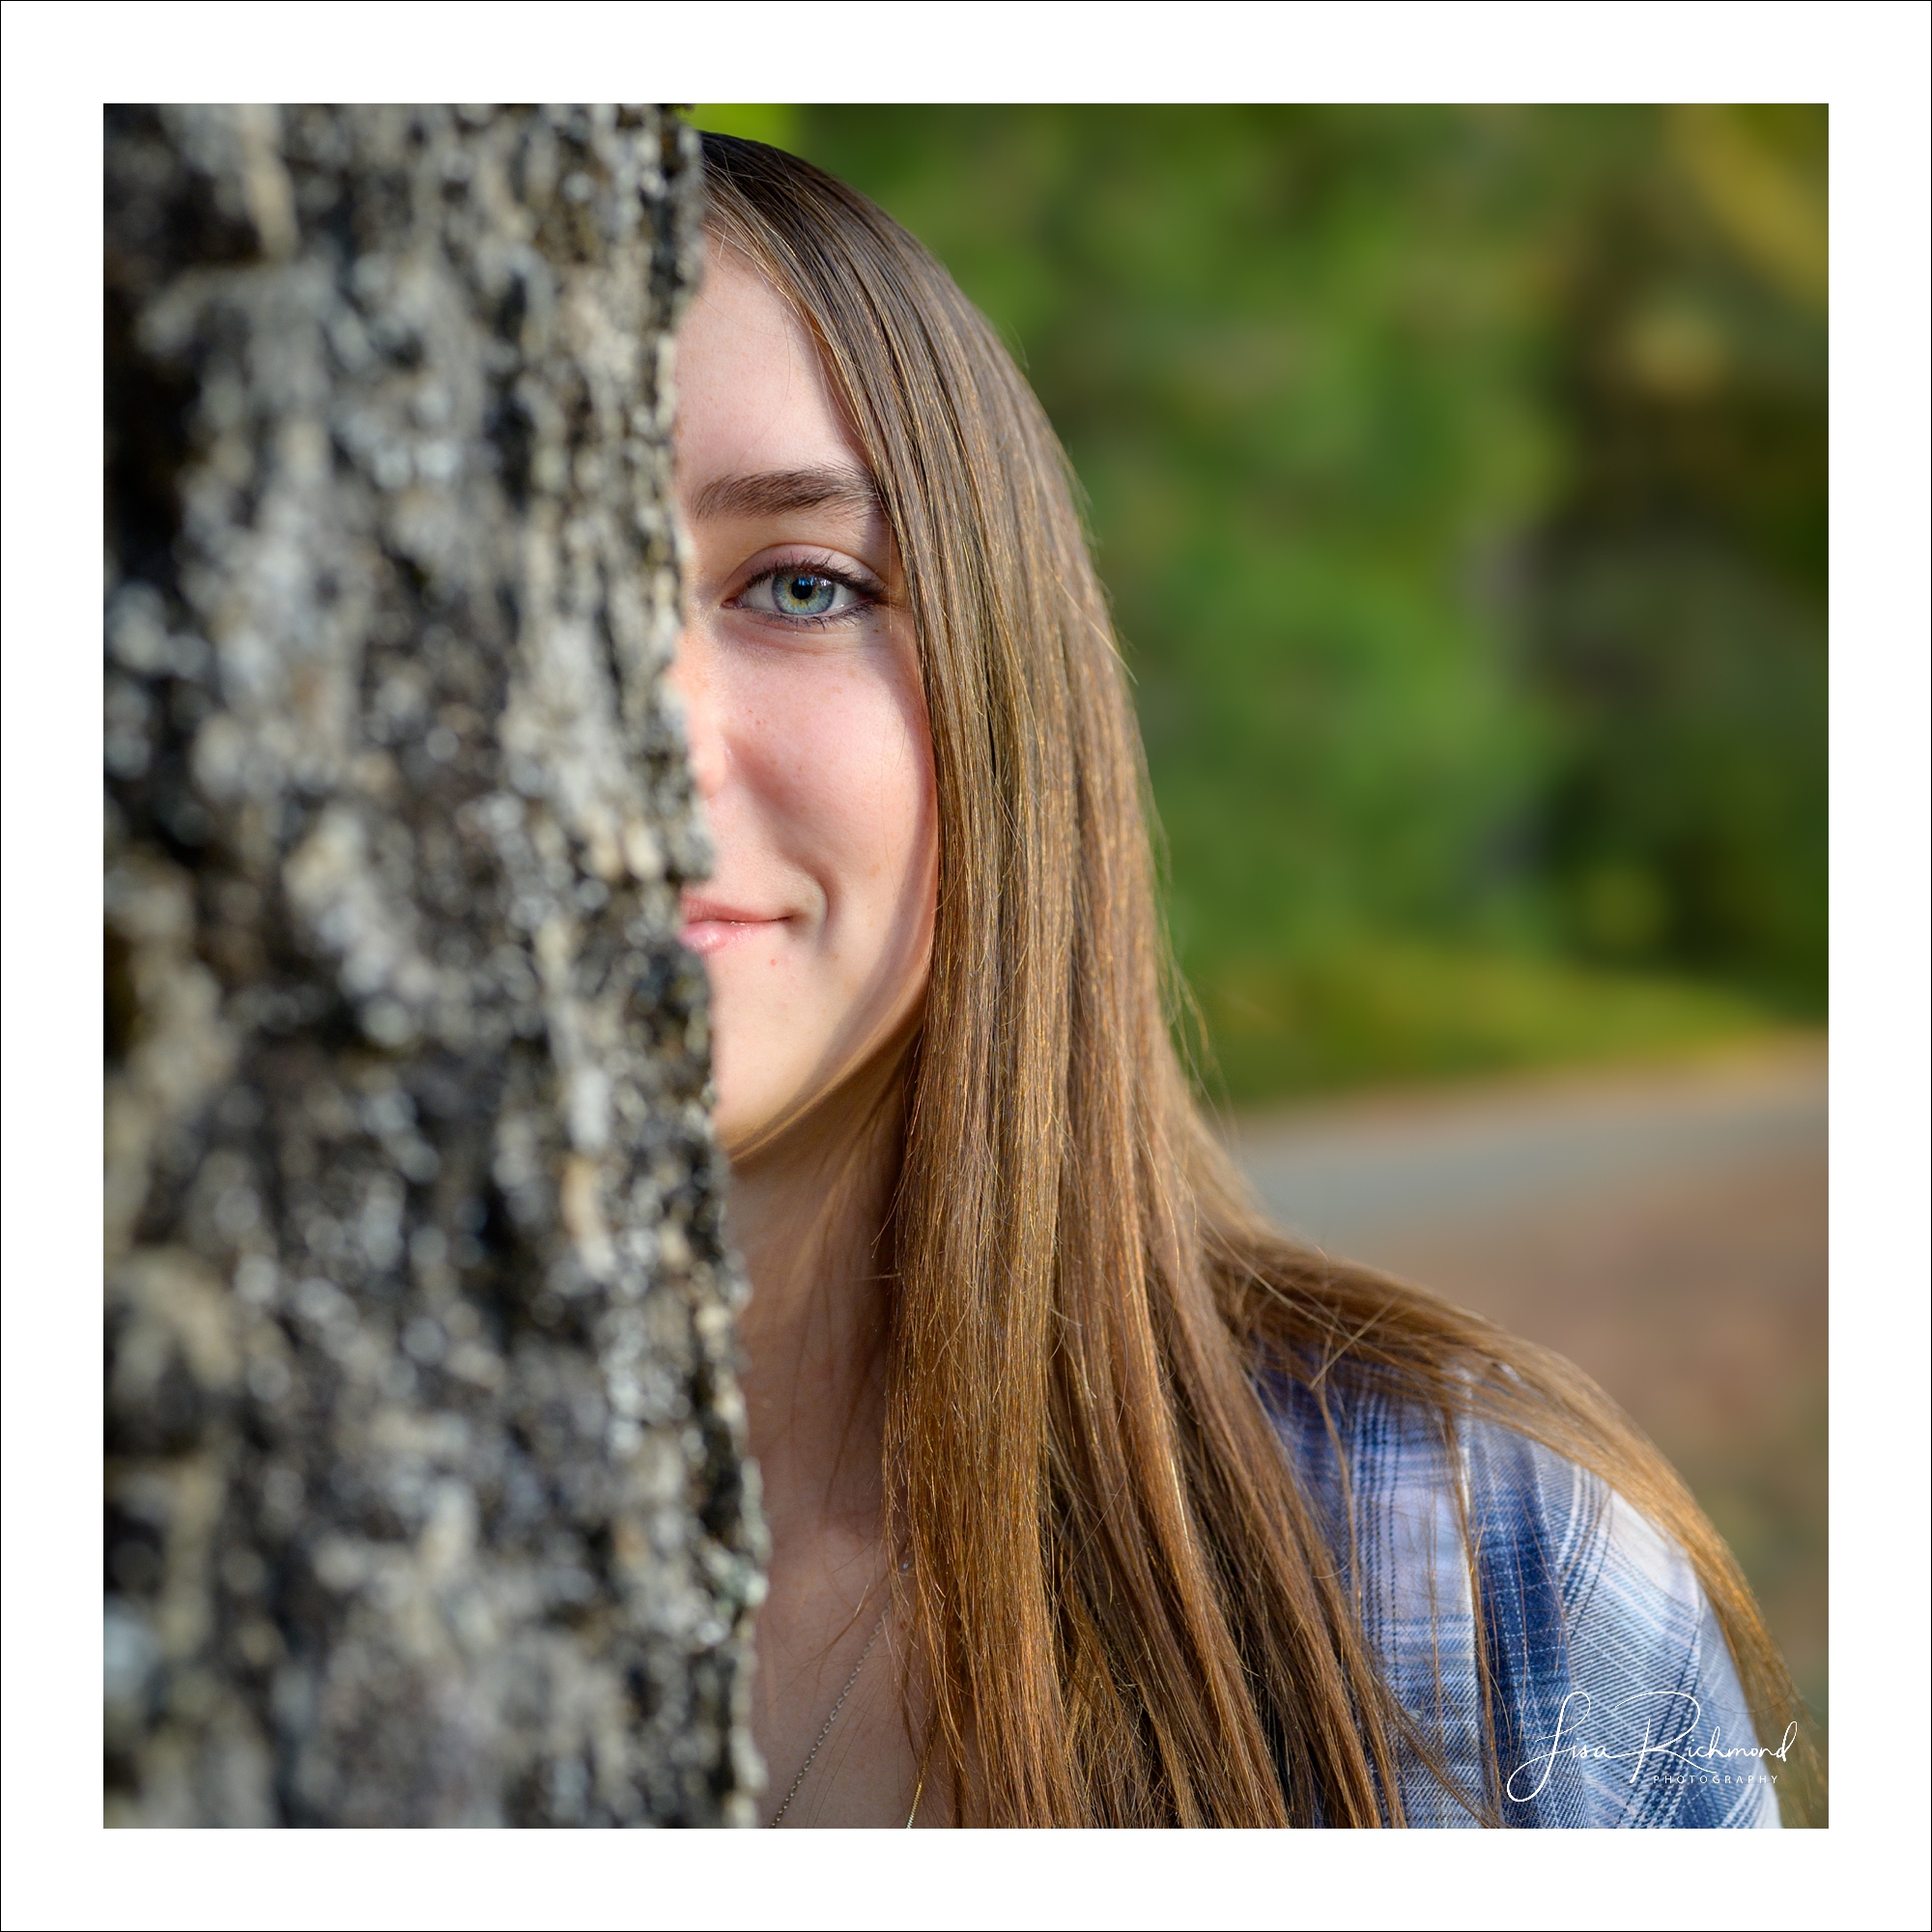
[1264,1370,1783,1829]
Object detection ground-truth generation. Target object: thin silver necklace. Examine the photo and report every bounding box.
[767,1560,909,1830]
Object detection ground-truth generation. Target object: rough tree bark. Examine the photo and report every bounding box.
[103,104,765,1827]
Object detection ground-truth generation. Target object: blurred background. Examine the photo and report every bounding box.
[688,106,1827,1806]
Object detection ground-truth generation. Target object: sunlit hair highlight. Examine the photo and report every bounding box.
[697,130,1815,1829]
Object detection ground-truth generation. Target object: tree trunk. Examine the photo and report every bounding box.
[103,104,764,1827]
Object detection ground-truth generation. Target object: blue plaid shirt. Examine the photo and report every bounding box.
[1269,1372,1784,1827]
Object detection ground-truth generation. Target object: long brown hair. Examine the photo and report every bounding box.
[698,131,1812,1828]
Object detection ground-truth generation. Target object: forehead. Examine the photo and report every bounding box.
[675,244,861,482]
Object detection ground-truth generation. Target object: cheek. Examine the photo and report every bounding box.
[731,652,936,932]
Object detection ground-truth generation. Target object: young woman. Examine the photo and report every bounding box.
[670,131,1806,1829]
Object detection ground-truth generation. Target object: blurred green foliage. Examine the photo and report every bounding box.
[690,107,1826,1102]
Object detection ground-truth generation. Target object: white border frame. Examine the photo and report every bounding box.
[5,5,1925,1926]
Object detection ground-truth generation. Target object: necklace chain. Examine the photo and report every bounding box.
[766,1562,907,1830]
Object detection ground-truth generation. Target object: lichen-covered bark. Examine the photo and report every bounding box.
[103,104,765,1827]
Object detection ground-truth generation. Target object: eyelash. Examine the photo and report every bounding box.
[731,552,882,630]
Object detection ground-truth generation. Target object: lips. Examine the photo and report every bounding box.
[678,895,788,956]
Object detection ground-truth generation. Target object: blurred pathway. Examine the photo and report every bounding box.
[1228,1036,1828,1742]
[1230,1037,1825,1254]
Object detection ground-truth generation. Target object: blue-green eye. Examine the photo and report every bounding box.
[773,570,839,616]
[737,562,874,624]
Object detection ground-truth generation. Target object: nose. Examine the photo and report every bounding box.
[666,625,727,800]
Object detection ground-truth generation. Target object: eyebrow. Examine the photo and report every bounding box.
[692,465,882,524]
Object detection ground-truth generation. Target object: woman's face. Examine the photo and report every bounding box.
[668,246,937,1155]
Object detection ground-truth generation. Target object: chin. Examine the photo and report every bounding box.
[709,1070,792,1161]
[707,1079,754,1155]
